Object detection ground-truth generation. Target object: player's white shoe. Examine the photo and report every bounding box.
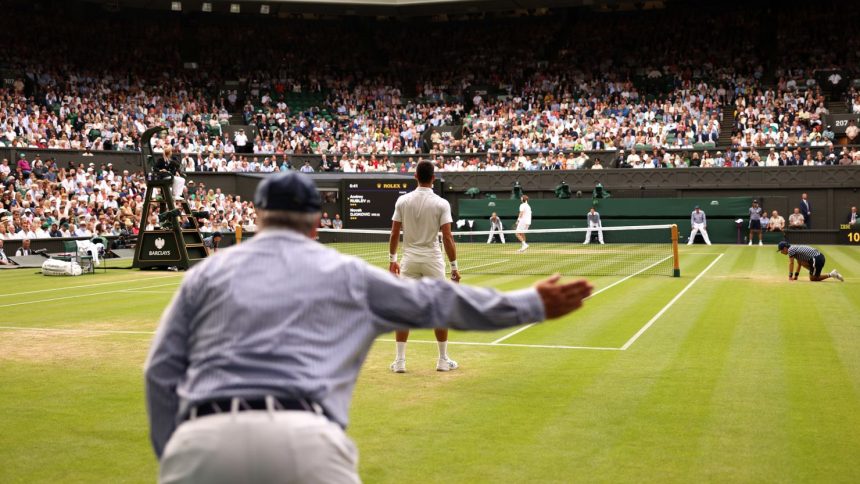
[830,270,844,282]
[390,359,406,373]
[748,241,752,246]
[436,357,458,372]
[516,243,529,253]
[759,241,763,246]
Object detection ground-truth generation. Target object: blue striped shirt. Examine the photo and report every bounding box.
[144,229,545,457]
[749,206,762,221]
[787,245,820,264]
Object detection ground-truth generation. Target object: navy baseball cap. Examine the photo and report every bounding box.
[254,172,321,213]
[777,241,790,251]
[694,205,700,209]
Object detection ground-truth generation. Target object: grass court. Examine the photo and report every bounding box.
[1,244,859,483]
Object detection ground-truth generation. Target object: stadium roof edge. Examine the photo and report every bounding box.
[70,0,672,17]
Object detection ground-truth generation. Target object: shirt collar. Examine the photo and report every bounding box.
[254,228,315,243]
[415,186,433,192]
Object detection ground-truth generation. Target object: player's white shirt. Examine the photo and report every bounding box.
[392,187,452,261]
[518,202,532,225]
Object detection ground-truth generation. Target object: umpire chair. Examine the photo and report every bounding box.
[133,127,208,270]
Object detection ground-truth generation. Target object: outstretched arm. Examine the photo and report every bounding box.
[366,265,592,333]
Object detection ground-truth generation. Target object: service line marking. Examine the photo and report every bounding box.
[489,254,674,345]
[0,282,182,309]
[459,259,510,272]
[0,326,155,335]
[0,273,182,298]
[619,253,724,350]
[376,338,619,351]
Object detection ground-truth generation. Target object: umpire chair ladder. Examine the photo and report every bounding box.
[133,127,208,270]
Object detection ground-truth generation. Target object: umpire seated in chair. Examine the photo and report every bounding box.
[153,145,186,200]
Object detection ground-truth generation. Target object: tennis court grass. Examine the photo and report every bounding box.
[1,245,859,483]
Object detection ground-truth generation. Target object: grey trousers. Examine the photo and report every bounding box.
[159,407,360,484]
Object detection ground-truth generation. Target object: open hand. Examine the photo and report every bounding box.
[535,274,593,319]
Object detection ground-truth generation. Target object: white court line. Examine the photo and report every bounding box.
[376,338,619,351]
[619,253,724,350]
[0,281,182,309]
[2,255,722,353]
[489,254,674,345]
[0,326,154,335]
[121,289,177,295]
[459,259,510,272]
[0,273,182,298]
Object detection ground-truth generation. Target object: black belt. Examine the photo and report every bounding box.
[186,396,328,422]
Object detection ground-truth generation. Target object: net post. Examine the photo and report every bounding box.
[235,225,242,245]
[671,224,680,277]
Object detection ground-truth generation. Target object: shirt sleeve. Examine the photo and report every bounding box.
[144,278,194,458]
[392,197,403,222]
[440,199,453,226]
[363,264,545,333]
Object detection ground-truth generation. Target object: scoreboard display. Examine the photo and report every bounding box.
[341,179,417,228]
[840,224,860,245]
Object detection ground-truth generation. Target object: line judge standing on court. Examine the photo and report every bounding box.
[487,212,506,243]
[688,205,712,245]
[583,207,604,244]
[145,171,593,484]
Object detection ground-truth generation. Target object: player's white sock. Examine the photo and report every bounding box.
[437,341,448,359]
[396,342,407,361]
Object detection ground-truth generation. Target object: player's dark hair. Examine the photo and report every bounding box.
[416,161,435,184]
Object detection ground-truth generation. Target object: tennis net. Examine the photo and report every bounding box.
[317,224,680,277]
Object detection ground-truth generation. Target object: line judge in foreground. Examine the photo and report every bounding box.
[144,172,593,483]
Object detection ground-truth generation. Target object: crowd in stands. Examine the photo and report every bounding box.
[2,1,860,174]
[0,155,259,242]
[174,144,860,174]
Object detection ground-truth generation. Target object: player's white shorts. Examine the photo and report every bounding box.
[401,257,445,280]
[516,222,530,233]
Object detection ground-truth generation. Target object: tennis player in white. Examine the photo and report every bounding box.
[389,161,461,373]
[516,195,531,252]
